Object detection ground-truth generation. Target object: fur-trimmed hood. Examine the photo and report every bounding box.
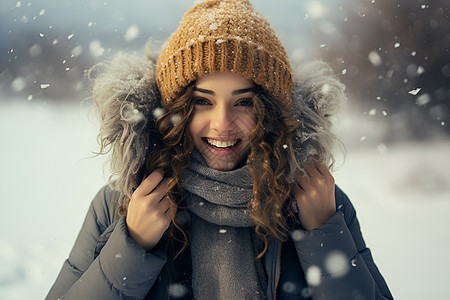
[90,52,345,200]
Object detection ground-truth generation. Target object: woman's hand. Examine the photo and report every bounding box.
[126,168,172,250]
[292,163,336,231]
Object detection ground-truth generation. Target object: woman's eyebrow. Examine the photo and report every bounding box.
[193,87,254,95]
[232,87,254,95]
[193,87,215,95]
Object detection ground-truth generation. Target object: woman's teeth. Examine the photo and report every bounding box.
[206,138,239,149]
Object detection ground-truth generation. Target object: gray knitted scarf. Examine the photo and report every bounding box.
[182,150,267,300]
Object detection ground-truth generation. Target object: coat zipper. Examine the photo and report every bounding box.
[273,242,282,299]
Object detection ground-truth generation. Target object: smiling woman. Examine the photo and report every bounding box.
[46,1,392,299]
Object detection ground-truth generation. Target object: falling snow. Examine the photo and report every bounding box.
[408,88,421,95]
[153,108,164,118]
[306,265,321,286]
[10,77,26,92]
[282,282,296,294]
[368,51,382,66]
[416,94,431,106]
[325,251,349,276]
[291,229,305,241]
[306,2,325,18]
[89,40,105,57]
[321,83,331,94]
[71,45,83,57]
[169,283,189,298]
[122,105,144,123]
[377,143,388,154]
[124,25,139,41]
[170,114,182,125]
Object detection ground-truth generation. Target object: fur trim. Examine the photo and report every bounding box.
[288,60,346,180]
[90,52,162,200]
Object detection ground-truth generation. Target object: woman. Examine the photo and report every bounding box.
[47,0,393,299]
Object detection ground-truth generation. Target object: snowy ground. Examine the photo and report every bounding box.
[0,100,449,299]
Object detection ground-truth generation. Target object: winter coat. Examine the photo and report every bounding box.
[46,184,393,300]
[46,53,393,299]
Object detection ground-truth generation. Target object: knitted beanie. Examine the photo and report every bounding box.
[156,0,293,106]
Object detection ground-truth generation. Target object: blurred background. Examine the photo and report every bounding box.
[0,0,449,299]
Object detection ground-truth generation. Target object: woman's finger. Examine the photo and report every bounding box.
[296,173,310,190]
[316,164,335,186]
[158,196,171,213]
[134,168,164,196]
[306,162,322,178]
[316,163,329,177]
[151,177,170,200]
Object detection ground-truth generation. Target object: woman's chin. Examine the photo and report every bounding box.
[205,158,237,171]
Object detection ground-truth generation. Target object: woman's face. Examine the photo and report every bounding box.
[189,72,256,171]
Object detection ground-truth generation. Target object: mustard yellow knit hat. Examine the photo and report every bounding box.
[156,0,293,106]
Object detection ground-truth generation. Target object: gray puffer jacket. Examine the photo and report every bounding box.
[46,184,392,299]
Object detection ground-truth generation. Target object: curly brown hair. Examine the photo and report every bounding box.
[247,87,301,258]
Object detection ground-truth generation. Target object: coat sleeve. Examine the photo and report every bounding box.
[290,185,393,300]
[45,185,167,300]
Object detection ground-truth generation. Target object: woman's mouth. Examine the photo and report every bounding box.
[201,138,242,157]
[203,138,241,149]
[200,137,246,167]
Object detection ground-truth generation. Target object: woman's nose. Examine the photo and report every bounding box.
[211,106,235,134]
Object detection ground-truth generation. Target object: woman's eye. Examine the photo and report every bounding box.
[194,98,210,105]
[236,98,254,107]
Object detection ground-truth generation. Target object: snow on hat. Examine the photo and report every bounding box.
[156,0,293,106]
